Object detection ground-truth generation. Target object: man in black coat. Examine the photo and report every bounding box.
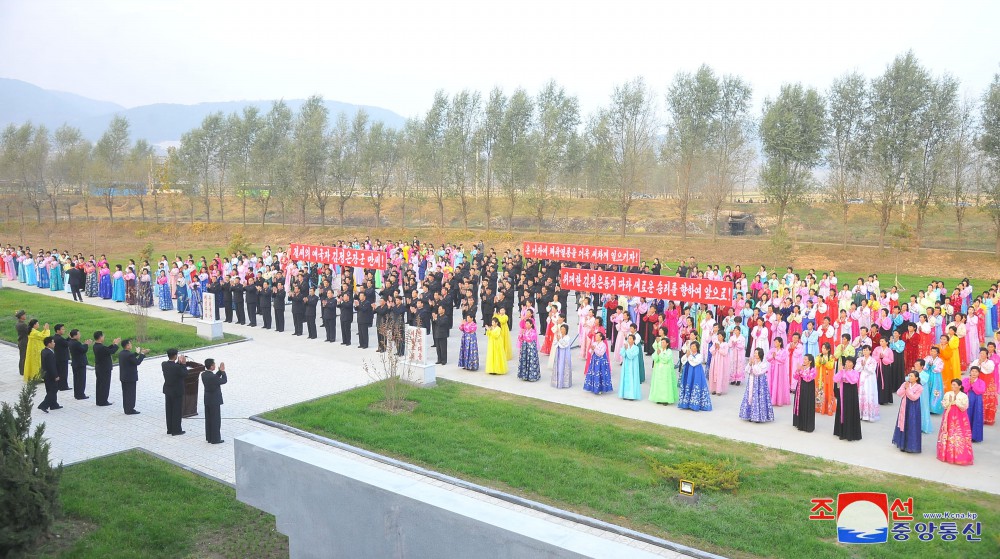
[232,280,246,324]
[37,337,62,413]
[290,287,305,336]
[374,298,390,352]
[162,349,188,435]
[355,293,374,349]
[92,331,120,407]
[68,265,85,302]
[208,278,224,321]
[222,280,234,323]
[201,358,227,444]
[245,281,258,327]
[259,282,272,329]
[432,308,449,365]
[52,324,71,391]
[272,283,286,332]
[391,298,407,356]
[338,293,354,346]
[68,329,92,400]
[118,339,149,415]
[15,310,29,377]
[321,289,337,342]
[304,288,319,339]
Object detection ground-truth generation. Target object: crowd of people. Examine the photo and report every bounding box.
[2,240,995,465]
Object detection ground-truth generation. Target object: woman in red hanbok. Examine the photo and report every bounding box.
[540,302,559,356]
[903,323,920,373]
[937,379,974,465]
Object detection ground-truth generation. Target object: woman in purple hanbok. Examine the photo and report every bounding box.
[892,372,924,453]
[739,348,774,423]
[458,314,480,371]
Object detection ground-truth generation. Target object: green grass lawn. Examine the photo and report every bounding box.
[22,450,287,559]
[263,380,999,559]
[0,288,241,362]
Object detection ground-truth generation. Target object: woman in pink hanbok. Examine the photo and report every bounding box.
[787,332,805,393]
[664,302,680,349]
[577,297,593,340]
[966,306,982,367]
[856,345,881,422]
[540,302,560,356]
[615,315,633,365]
[708,332,731,395]
[580,310,596,360]
[751,318,770,356]
[767,337,790,406]
[937,379,974,465]
[729,326,747,386]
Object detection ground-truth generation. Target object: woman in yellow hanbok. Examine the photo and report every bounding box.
[485,318,508,375]
[940,331,961,386]
[496,308,513,361]
[23,319,50,382]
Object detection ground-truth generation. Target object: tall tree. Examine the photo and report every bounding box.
[444,89,481,230]
[909,74,959,236]
[230,106,262,226]
[329,110,367,227]
[530,80,580,233]
[591,77,658,238]
[705,74,753,241]
[759,83,827,229]
[477,87,506,231]
[419,91,449,228]
[396,117,422,228]
[980,73,1000,254]
[864,51,932,249]
[363,121,399,227]
[50,125,90,223]
[664,65,718,240]
[253,101,293,226]
[292,95,330,226]
[825,72,869,247]
[949,97,977,235]
[93,115,130,222]
[495,88,534,231]
[124,139,154,221]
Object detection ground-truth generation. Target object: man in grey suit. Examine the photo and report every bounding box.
[162,348,188,435]
[200,359,228,444]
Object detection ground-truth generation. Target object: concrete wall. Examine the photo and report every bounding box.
[235,431,665,559]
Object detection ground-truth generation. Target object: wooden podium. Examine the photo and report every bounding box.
[182,360,205,418]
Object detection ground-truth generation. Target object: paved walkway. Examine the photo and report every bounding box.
[1,277,998,550]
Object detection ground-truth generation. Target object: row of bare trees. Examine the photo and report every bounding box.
[2,51,999,252]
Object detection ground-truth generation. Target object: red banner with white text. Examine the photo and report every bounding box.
[288,243,388,270]
[523,241,640,267]
[560,267,733,306]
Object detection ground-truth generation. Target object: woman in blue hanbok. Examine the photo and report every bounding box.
[175,277,188,314]
[618,335,642,400]
[925,349,945,414]
[915,360,934,433]
[37,256,50,288]
[584,332,614,395]
[50,257,64,291]
[156,270,173,310]
[678,341,713,411]
[740,348,774,422]
[98,265,112,298]
[550,324,573,388]
[188,281,203,318]
[111,265,126,302]
[85,261,99,297]
[457,315,480,371]
[892,372,924,453]
[137,268,154,308]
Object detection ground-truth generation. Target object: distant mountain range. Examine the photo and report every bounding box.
[0,78,407,148]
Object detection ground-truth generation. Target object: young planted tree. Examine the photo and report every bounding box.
[477,87,506,232]
[292,95,330,226]
[364,121,400,227]
[759,83,827,230]
[825,72,869,248]
[419,91,449,228]
[705,74,753,241]
[94,116,131,222]
[50,125,90,224]
[948,97,978,235]
[329,110,367,228]
[909,74,959,237]
[396,117,422,228]
[253,100,293,226]
[230,106,262,226]
[444,89,481,230]
[980,73,1000,255]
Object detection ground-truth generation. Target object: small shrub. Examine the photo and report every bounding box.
[645,455,741,492]
[227,231,252,256]
[0,383,63,555]
[138,242,154,263]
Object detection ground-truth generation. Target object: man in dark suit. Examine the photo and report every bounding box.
[68,265,85,301]
[162,348,188,435]
[259,281,272,329]
[304,287,319,339]
[290,286,305,336]
[245,281,258,327]
[232,279,246,324]
[200,358,227,444]
[355,292,374,349]
[338,292,354,346]
[272,283,286,332]
[432,308,449,365]
[221,278,234,323]
[374,298,390,352]
[68,329,92,400]
[118,339,149,415]
[15,310,30,377]
[321,289,337,342]
[208,277,224,321]
[37,336,62,413]
[92,331,120,407]
[52,324,71,391]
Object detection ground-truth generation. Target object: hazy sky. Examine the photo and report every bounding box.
[1,0,997,118]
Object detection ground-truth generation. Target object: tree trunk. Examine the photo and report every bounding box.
[438,197,445,228]
[400,198,406,228]
[620,211,627,239]
[711,206,720,242]
[956,208,964,235]
[679,196,688,241]
[107,199,114,223]
[318,203,326,225]
[996,227,1000,257]
[842,205,849,249]
[373,202,381,228]
[776,202,786,230]
[153,196,159,224]
[35,206,42,224]
[203,195,211,223]
[484,194,492,232]
[139,199,146,222]
[507,196,515,232]
[260,197,270,226]
[242,196,247,227]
